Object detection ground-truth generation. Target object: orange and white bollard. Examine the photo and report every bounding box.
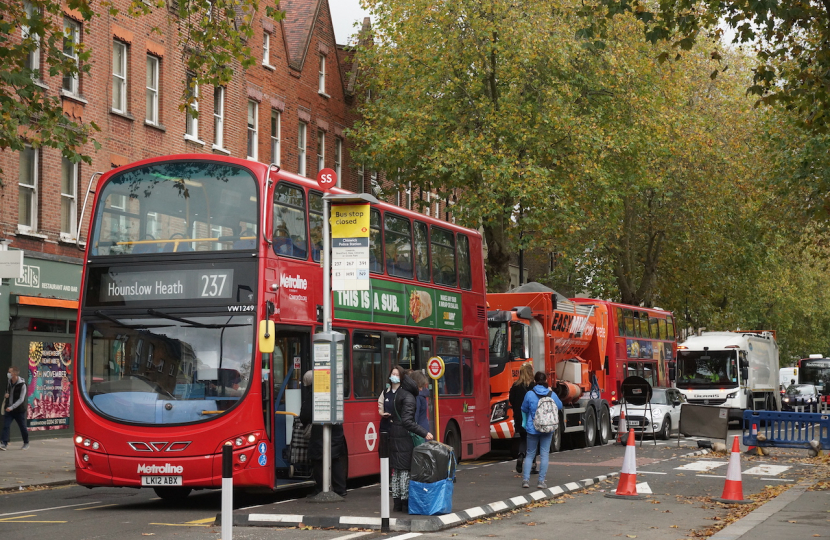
[714,436,752,504]
[616,410,628,445]
[605,428,646,500]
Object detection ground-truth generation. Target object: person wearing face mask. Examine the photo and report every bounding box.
[378,365,405,434]
[2,367,29,450]
[388,370,433,513]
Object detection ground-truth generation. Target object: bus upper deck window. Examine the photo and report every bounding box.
[309,191,323,262]
[273,183,308,259]
[384,213,413,279]
[369,209,383,274]
[413,221,430,282]
[431,226,456,287]
[457,234,472,290]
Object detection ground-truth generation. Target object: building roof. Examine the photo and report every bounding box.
[280,0,321,70]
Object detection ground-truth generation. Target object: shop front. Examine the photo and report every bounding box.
[0,252,80,440]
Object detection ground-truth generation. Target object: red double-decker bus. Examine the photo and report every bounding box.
[575,301,678,401]
[72,154,490,498]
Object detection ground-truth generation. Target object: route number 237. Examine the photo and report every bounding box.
[200,274,228,297]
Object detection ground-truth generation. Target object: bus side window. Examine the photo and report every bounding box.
[436,337,461,396]
[370,209,383,274]
[397,336,418,371]
[667,318,676,340]
[273,183,308,259]
[659,319,667,340]
[638,312,649,338]
[309,191,323,262]
[352,331,383,398]
[650,317,659,340]
[624,309,635,337]
[616,308,625,337]
[384,213,413,279]
[457,234,472,290]
[431,226,456,287]
[462,339,473,395]
[414,221,430,282]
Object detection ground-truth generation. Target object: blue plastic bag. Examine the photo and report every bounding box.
[408,478,453,515]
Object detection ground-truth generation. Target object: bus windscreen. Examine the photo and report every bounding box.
[90,161,258,256]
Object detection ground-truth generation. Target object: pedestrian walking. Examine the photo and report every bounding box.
[299,370,347,497]
[520,371,562,489]
[2,366,29,450]
[410,370,431,433]
[509,363,537,474]
[389,371,433,513]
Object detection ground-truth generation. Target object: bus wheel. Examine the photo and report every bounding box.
[580,407,597,448]
[444,422,462,461]
[153,486,192,500]
[596,405,611,446]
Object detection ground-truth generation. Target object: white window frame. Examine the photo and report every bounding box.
[298,121,307,176]
[318,54,326,95]
[247,99,258,160]
[213,87,225,150]
[317,129,325,173]
[358,163,365,193]
[60,157,78,241]
[62,18,80,96]
[112,41,127,113]
[185,74,200,141]
[18,146,38,233]
[263,32,271,66]
[270,109,281,165]
[145,55,159,125]
[425,191,431,216]
[334,137,342,186]
[23,2,41,77]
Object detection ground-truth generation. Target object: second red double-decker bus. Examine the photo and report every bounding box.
[73,154,490,498]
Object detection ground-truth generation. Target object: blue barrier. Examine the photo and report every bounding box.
[742,410,830,449]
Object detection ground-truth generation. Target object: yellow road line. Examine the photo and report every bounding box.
[76,504,119,511]
[0,515,67,523]
[186,517,217,524]
[0,515,36,522]
[149,523,213,527]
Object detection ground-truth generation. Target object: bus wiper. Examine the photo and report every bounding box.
[95,310,174,330]
[147,309,248,329]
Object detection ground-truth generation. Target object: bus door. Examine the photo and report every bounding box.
[270,329,311,481]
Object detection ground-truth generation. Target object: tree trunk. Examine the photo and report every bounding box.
[483,220,512,292]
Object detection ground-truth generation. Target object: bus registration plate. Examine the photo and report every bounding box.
[141,476,182,486]
[627,420,640,426]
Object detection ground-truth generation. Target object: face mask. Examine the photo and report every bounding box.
[389,375,400,384]
[6,372,10,380]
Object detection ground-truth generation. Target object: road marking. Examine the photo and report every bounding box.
[636,482,652,494]
[743,465,791,476]
[638,471,667,475]
[762,478,794,481]
[0,502,103,517]
[387,533,422,540]
[696,475,727,478]
[149,523,213,527]
[676,461,728,472]
[186,518,217,524]
[331,532,373,540]
[76,504,119,511]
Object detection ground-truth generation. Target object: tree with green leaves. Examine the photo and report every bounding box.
[0,0,279,170]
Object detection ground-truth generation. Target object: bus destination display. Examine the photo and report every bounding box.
[99,269,235,302]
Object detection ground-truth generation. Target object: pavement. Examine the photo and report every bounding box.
[2,436,829,539]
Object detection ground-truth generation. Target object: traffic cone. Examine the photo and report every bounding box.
[745,423,761,456]
[713,436,753,504]
[605,428,646,500]
[616,409,627,444]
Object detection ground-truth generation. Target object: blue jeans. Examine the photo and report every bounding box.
[2,409,29,445]
[523,432,552,483]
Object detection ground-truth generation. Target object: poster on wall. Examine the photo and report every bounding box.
[26,342,72,431]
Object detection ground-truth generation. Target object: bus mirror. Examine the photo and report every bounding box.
[741,367,749,381]
[668,366,676,381]
[259,320,275,353]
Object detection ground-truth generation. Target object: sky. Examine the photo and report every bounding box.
[329,0,371,45]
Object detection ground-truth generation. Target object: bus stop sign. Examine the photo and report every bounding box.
[317,168,337,191]
[427,356,445,380]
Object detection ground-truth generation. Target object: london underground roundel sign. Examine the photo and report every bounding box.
[427,356,445,380]
[316,168,337,192]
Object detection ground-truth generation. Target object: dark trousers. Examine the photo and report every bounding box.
[311,455,347,496]
[2,409,29,445]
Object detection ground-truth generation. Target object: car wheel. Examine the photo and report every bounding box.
[659,416,671,440]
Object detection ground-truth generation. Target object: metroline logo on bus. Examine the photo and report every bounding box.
[137,463,184,474]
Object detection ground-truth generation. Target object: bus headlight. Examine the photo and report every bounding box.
[247,434,256,444]
[490,401,509,423]
[235,438,244,446]
[726,392,738,399]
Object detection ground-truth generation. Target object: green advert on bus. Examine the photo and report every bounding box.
[333,278,462,331]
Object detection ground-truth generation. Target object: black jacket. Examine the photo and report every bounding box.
[299,384,346,461]
[388,376,429,470]
[509,381,534,435]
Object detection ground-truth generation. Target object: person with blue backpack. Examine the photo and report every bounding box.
[520,371,562,489]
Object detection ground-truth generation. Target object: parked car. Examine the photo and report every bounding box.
[610,388,685,440]
[781,383,820,411]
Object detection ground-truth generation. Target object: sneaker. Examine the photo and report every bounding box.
[537,482,547,489]
[21,443,29,450]
[0,444,6,451]
[522,481,530,488]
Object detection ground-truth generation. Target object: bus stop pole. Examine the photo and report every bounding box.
[222,444,233,540]
[322,197,332,494]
